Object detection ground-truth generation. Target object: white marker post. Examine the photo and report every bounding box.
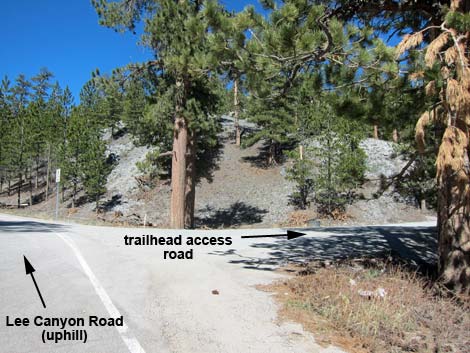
[55,168,61,220]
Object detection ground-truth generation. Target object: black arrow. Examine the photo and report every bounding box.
[241,230,306,240]
[23,256,46,309]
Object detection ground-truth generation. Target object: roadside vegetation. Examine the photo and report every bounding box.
[266,258,470,352]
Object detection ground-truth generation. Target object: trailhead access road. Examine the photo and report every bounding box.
[0,213,436,353]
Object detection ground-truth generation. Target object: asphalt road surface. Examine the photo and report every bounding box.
[0,213,437,353]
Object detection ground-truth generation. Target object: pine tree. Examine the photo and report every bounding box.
[396,0,470,293]
[93,0,231,228]
[60,86,74,202]
[60,89,110,211]
[209,6,257,146]
[285,150,315,210]
[61,107,86,208]
[30,68,53,189]
[310,114,366,217]
[9,75,32,208]
[243,93,297,166]
[0,77,11,194]
[286,91,366,215]
[80,123,111,212]
[121,78,148,139]
[0,70,75,208]
[79,80,105,129]
[44,82,63,201]
[101,79,123,136]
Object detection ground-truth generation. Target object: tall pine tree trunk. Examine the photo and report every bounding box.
[267,140,275,166]
[17,172,22,208]
[185,131,197,228]
[170,76,190,229]
[170,114,188,229]
[435,1,470,294]
[420,198,426,212]
[28,167,33,207]
[436,127,470,294]
[35,155,40,189]
[72,182,77,209]
[234,78,241,146]
[45,145,51,201]
[373,124,379,139]
[327,137,333,215]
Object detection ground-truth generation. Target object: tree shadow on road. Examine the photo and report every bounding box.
[195,202,268,228]
[210,225,437,273]
[0,219,69,233]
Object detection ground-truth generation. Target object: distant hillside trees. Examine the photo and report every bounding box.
[286,92,366,216]
[243,94,298,166]
[0,77,13,196]
[0,70,111,211]
[7,74,34,208]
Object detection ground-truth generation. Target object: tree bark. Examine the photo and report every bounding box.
[170,75,190,229]
[45,145,51,201]
[35,156,39,189]
[373,124,379,139]
[267,141,275,166]
[170,115,188,229]
[437,128,470,294]
[392,128,398,142]
[185,131,197,228]
[17,172,22,208]
[72,182,77,209]
[327,136,332,215]
[234,78,241,146]
[29,167,33,207]
[420,198,426,212]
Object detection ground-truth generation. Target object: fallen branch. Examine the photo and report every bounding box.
[374,154,417,197]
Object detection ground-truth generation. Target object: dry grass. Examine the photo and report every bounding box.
[265,258,470,353]
[330,208,350,221]
[67,207,79,216]
[281,210,316,227]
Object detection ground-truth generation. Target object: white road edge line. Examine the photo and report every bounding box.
[55,232,147,353]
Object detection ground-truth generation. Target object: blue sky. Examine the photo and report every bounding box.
[2,1,263,102]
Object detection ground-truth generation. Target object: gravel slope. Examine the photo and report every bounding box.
[0,118,434,228]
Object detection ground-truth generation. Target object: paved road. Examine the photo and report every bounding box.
[0,213,437,353]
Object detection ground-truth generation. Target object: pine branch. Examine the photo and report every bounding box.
[374,154,418,197]
[157,151,173,158]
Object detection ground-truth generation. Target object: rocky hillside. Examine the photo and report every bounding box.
[0,117,435,228]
